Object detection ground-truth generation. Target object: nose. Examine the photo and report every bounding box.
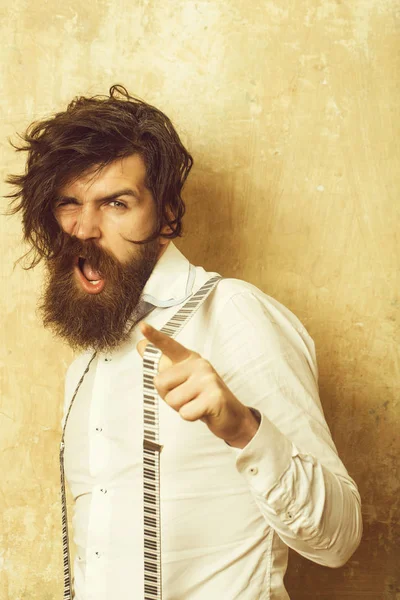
[71,204,101,241]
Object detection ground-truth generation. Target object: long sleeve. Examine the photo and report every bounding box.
[207,289,362,568]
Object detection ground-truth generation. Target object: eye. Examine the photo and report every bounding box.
[108,200,127,209]
[53,199,78,210]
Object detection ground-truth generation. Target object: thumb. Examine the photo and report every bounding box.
[136,338,150,358]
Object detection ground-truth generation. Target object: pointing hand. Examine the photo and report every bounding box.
[137,322,260,449]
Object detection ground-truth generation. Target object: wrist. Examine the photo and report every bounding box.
[225,407,261,449]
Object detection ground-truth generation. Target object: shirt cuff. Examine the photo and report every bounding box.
[232,411,296,496]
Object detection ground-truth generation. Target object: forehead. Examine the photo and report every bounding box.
[59,153,148,198]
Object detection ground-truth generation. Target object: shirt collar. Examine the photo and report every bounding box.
[141,242,196,308]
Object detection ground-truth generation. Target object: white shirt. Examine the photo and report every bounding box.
[62,242,362,600]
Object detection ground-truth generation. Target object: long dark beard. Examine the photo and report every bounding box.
[40,236,160,352]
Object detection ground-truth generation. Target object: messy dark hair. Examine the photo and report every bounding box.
[6,84,193,268]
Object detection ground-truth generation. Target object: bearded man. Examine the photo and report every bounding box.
[7,85,362,600]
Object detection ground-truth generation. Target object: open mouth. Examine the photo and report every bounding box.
[75,256,105,294]
[78,257,102,283]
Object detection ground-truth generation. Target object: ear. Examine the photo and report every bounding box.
[157,208,176,249]
[156,219,172,258]
[160,206,175,236]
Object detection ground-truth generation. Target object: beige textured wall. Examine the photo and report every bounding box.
[1,1,399,598]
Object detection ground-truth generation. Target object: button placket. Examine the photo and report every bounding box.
[85,355,112,600]
[85,483,112,599]
[89,358,111,478]
[85,546,107,600]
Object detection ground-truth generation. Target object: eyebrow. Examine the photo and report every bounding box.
[56,188,141,204]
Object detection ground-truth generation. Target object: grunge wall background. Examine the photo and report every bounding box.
[0,1,399,598]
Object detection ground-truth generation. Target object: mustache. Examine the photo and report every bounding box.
[50,235,118,273]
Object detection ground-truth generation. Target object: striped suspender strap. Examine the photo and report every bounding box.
[142,274,222,600]
[60,352,97,600]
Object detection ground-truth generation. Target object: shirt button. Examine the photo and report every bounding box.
[95,427,103,433]
[248,466,258,475]
[104,357,112,362]
[95,551,101,558]
[100,488,108,494]
[287,511,293,519]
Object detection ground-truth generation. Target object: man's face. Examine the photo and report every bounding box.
[54,153,166,275]
[40,154,168,351]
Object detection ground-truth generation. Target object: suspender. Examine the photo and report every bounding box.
[59,275,222,599]
[60,352,97,600]
[141,275,221,599]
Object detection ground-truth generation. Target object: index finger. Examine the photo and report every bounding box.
[139,322,193,363]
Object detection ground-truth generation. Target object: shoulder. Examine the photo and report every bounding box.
[63,352,94,403]
[206,275,309,338]
[65,351,93,385]
[199,275,317,378]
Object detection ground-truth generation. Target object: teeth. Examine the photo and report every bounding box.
[89,280,101,285]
